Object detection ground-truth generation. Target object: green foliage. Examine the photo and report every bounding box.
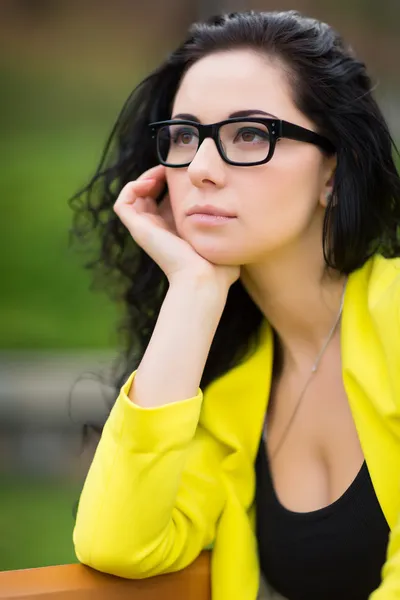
[0,475,81,570]
[0,69,128,349]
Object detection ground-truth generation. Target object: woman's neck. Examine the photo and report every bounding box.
[240,247,346,373]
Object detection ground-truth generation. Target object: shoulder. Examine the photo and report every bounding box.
[351,254,400,310]
[346,255,400,372]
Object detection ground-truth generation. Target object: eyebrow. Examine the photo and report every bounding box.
[171,109,279,121]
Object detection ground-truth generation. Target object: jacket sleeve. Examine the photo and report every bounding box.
[369,509,400,598]
[369,262,400,599]
[73,370,227,578]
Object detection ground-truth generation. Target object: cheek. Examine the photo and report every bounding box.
[275,145,324,200]
[164,152,324,264]
[241,156,323,245]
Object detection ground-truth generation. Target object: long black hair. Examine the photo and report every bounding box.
[69,10,400,417]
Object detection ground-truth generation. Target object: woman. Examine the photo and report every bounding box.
[71,10,400,600]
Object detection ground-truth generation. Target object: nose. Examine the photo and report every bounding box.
[187,138,227,188]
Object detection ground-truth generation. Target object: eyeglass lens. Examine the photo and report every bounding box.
[157,121,271,166]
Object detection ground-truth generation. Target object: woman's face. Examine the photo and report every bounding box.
[165,49,336,266]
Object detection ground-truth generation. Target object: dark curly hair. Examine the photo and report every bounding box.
[69,10,400,427]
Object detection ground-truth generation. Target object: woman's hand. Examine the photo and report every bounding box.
[113,165,240,292]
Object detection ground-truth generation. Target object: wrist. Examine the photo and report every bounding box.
[168,272,229,306]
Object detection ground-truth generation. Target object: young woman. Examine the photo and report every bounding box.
[71,10,400,600]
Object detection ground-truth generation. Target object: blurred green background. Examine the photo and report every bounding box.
[2,67,118,350]
[1,0,399,573]
[0,0,182,570]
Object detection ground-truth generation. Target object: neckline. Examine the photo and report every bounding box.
[258,439,368,521]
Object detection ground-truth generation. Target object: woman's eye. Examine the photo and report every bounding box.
[235,128,269,143]
[173,129,197,145]
[179,132,193,144]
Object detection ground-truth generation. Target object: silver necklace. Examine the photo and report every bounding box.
[269,278,347,460]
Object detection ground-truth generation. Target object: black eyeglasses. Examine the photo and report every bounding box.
[149,117,335,168]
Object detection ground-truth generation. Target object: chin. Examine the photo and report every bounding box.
[190,240,242,266]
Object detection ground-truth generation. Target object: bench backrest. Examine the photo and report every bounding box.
[0,552,211,599]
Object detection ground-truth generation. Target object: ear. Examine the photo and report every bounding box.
[319,155,337,208]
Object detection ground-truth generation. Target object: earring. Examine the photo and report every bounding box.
[325,191,333,204]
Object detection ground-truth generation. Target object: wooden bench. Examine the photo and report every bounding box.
[0,552,211,599]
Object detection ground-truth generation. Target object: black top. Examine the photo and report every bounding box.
[255,437,390,600]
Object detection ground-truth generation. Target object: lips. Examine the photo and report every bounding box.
[186,204,236,217]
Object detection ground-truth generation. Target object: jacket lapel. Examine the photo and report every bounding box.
[341,256,400,529]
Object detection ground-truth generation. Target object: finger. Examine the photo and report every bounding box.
[116,173,165,210]
[114,192,159,236]
[137,164,166,182]
[137,165,166,198]
[158,193,172,220]
[158,192,171,211]
[140,195,159,216]
[158,194,178,233]
[114,179,156,214]
[130,196,159,217]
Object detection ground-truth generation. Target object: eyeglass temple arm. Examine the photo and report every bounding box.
[280,121,335,152]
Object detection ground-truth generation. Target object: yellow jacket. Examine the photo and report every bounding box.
[73,254,400,600]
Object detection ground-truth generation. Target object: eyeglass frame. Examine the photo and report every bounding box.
[149,117,335,168]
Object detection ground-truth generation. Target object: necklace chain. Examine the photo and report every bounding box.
[269,279,347,460]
